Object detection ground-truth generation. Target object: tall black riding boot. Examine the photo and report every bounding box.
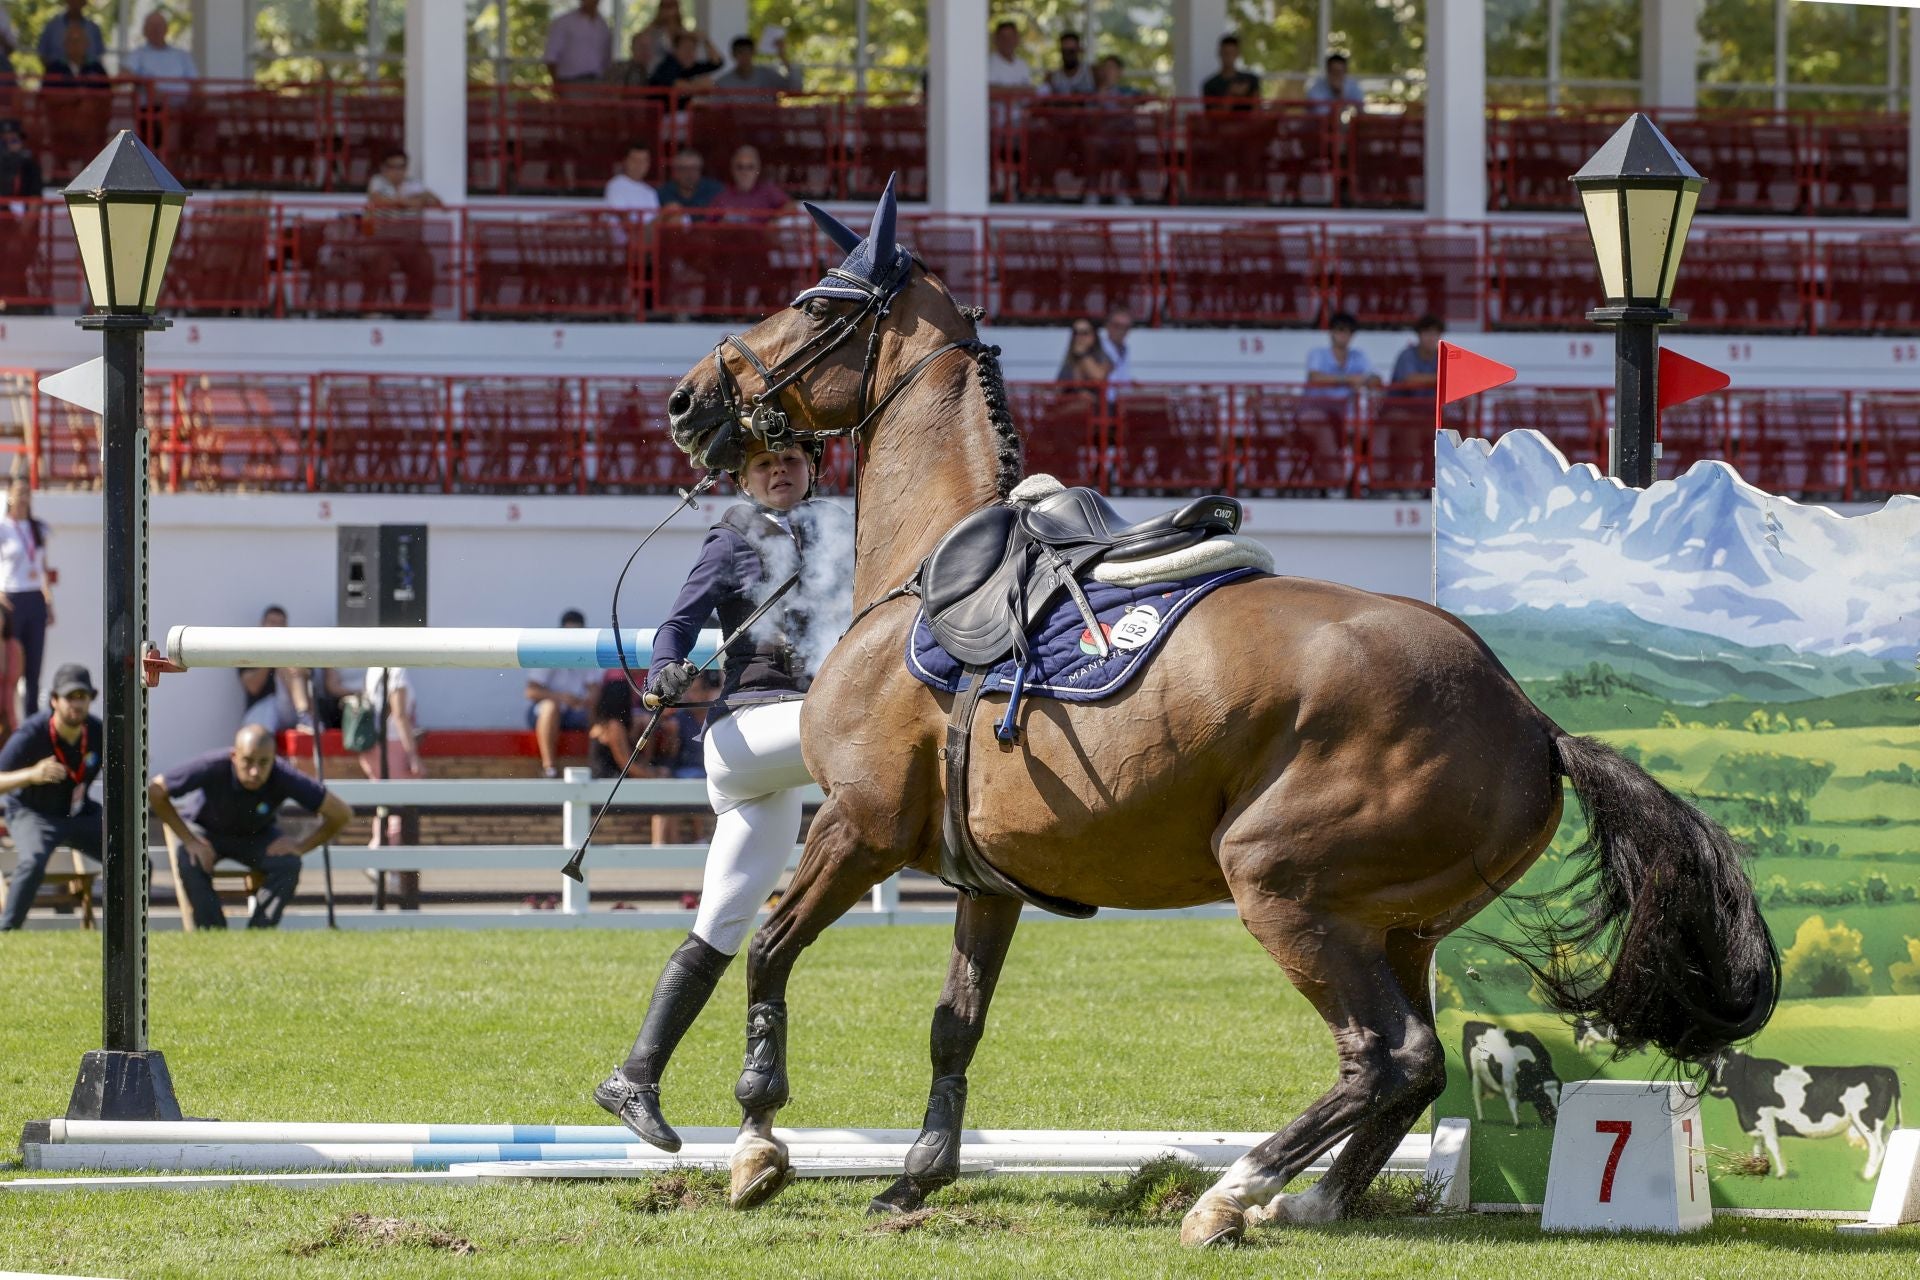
[594,932,733,1153]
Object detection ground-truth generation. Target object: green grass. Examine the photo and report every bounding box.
[2,923,1916,1277]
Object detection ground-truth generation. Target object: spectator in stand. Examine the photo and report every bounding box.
[42,23,109,87]
[366,148,443,315]
[647,29,723,90]
[1389,314,1444,398]
[1202,34,1260,100]
[150,725,353,931]
[0,478,54,724]
[546,0,613,86]
[709,35,801,95]
[610,32,658,87]
[0,664,101,932]
[1306,311,1379,403]
[356,666,421,871]
[589,673,637,779]
[35,0,104,67]
[1092,55,1137,97]
[1056,318,1113,387]
[0,120,42,197]
[239,604,330,733]
[987,20,1032,93]
[1307,52,1364,109]
[1042,30,1094,96]
[1098,306,1134,388]
[527,609,600,778]
[605,141,661,219]
[657,147,723,211]
[710,145,792,217]
[630,0,689,78]
[124,10,197,84]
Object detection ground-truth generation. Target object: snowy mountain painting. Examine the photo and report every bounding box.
[1437,430,1920,700]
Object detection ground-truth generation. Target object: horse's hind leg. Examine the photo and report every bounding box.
[870,892,1022,1215]
[1181,905,1442,1247]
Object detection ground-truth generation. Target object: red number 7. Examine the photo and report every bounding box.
[1596,1119,1633,1202]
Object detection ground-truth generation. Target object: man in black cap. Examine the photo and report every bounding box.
[0,663,103,930]
[149,724,352,930]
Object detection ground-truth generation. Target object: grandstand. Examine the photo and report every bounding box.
[1,0,1917,759]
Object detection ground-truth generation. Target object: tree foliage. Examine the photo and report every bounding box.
[1779,914,1873,999]
[1891,937,1920,997]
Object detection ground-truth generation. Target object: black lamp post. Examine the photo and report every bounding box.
[61,132,187,1122]
[1571,113,1704,489]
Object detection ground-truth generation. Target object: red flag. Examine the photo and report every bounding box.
[1658,347,1730,413]
[1435,340,1517,433]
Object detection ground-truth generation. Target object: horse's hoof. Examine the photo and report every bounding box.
[1180,1195,1247,1249]
[867,1175,926,1216]
[729,1137,794,1210]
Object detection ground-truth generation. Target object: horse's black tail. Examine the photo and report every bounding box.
[1519,733,1779,1065]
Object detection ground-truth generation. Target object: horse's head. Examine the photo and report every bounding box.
[666,176,974,474]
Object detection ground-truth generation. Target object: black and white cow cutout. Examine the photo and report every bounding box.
[1707,1048,1903,1180]
[1464,1021,1563,1127]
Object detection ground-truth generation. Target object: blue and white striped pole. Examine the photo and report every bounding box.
[163,627,723,671]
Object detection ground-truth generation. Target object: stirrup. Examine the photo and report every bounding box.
[994,663,1027,745]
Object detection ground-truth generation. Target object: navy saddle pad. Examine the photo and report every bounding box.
[906,567,1259,702]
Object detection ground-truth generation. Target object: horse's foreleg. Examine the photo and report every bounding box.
[729,803,909,1210]
[870,892,1022,1216]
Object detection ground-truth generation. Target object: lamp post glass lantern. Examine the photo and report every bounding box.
[59,130,186,1124]
[1571,113,1704,488]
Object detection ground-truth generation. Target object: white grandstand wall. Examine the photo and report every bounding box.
[31,490,1434,761]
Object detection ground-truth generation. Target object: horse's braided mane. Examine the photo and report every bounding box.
[973,342,1023,500]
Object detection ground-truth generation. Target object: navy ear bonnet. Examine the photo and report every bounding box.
[794,173,912,305]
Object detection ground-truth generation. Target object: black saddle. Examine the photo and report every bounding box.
[921,487,1241,667]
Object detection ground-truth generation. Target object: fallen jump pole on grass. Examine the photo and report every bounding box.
[161,627,723,672]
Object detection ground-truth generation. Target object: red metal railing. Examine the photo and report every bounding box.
[11,199,1920,333]
[2,80,1908,216]
[3,367,1909,502]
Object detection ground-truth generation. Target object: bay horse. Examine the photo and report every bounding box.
[659,184,1778,1246]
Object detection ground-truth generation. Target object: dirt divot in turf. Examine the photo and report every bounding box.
[616,1169,730,1215]
[1087,1156,1216,1222]
[865,1207,1022,1236]
[292,1212,477,1256]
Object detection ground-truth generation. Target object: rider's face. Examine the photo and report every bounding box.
[742,445,811,511]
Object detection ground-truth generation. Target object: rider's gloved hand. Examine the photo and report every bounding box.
[643,660,698,710]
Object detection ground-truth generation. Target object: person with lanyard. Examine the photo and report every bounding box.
[0,477,53,724]
[593,437,853,1151]
[0,664,102,931]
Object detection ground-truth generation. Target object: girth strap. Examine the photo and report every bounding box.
[938,664,1098,920]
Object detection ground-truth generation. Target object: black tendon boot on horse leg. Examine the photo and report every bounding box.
[595,933,733,1152]
[871,893,1022,1215]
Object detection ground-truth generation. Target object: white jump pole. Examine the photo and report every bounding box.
[163,627,723,671]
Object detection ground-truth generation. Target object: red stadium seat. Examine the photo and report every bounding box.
[1486,228,1599,331]
[1851,393,1920,499]
[581,378,686,493]
[329,84,406,193]
[1009,384,1106,488]
[1178,102,1336,207]
[1809,115,1907,217]
[1324,226,1481,328]
[1018,100,1170,205]
[0,202,73,314]
[1651,397,1731,482]
[454,378,585,492]
[1478,387,1606,467]
[168,374,314,492]
[316,375,451,491]
[1488,112,1615,211]
[163,202,277,316]
[1235,386,1354,495]
[843,100,927,200]
[1820,235,1920,334]
[683,95,839,200]
[898,215,988,308]
[989,221,1157,324]
[1345,111,1424,209]
[505,88,668,196]
[1358,394,1438,495]
[1160,223,1321,328]
[286,208,458,319]
[1108,386,1231,494]
[156,83,328,191]
[1670,234,1810,333]
[466,85,508,195]
[1727,390,1848,498]
[18,84,139,185]
[35,384,166,488]
[652,215,824,319]
[467,210,641,321]
[1658,111,1805,215]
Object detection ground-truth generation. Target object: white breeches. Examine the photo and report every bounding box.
[692,700,814,955]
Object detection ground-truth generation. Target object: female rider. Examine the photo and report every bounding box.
[595,438,853,1151]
